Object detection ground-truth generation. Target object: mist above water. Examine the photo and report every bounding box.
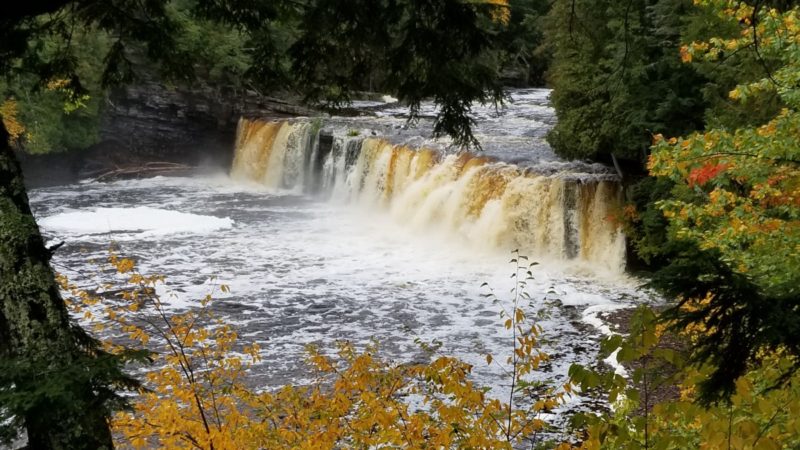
[232,89,626,274]
[29,89,655,423]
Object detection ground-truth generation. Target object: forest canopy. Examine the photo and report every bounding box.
[1,0,554,153]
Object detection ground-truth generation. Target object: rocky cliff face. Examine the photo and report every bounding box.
[20,82,316,187]
[100,81,315,165]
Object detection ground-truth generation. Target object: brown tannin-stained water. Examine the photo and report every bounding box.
[29,89,655,423]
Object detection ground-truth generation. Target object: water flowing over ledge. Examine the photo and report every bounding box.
[231,118,627,273]
[28,89,652,424]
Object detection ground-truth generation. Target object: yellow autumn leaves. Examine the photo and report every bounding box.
[59,249,567,449]
[1,99,24,141]
[650,1,800,297]
[465,0,511,24]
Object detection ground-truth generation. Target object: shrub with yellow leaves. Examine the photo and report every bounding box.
[58,248,568,449]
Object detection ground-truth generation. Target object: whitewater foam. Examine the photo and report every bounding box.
[38,206,234,238]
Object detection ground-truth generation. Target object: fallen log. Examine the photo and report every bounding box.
[92,162,194,182]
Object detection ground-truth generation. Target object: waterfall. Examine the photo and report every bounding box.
[231,118,626,272]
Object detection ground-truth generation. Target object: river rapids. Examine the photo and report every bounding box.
[29,89,656,425]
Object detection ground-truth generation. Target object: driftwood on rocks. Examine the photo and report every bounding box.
[90,161,194,182]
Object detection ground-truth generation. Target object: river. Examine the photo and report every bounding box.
[28,89,655,421]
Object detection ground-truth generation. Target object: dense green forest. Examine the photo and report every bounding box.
[2,0,550,155]
[2,0,800,448]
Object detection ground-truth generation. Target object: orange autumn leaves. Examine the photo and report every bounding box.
[648,1,800,296]
[687,162,730,188]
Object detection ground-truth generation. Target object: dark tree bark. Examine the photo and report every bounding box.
[0,121,115,449]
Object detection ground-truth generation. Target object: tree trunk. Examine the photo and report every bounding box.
[0,121,115,449]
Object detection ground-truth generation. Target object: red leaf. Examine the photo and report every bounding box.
[688,163,729,187]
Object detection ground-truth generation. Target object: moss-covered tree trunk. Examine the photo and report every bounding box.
[0,121,115,448]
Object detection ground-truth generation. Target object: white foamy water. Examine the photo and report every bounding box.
[28,89,657,428]
[30,174,654,422]
[38,206,233,238]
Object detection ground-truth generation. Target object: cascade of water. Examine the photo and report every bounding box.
[230,120,283,182]
[231,118,626,272]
